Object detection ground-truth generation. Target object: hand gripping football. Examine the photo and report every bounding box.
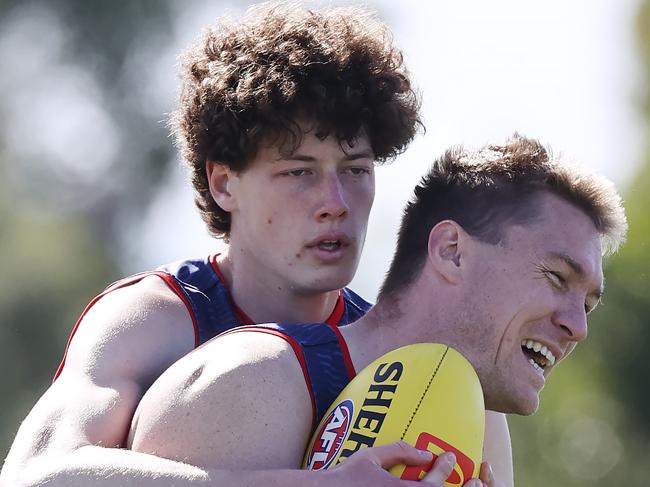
[302,343,485,486]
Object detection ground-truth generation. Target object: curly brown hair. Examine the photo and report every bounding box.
[379,134,628,298]
[170,2,422,238]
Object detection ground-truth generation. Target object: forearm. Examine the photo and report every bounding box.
[3,445,321,487]
[2,445,203,487]
[483,411,514,487]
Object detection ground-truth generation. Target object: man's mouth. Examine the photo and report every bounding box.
[317,240,343,251]
[306,234,351,252]
[521,339,556,374]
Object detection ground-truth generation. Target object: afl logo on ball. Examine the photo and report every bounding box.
[305,399,354,470]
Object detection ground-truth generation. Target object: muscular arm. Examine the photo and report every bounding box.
[0,277,207,486]
[129,333,493,487]
[129,331,315,470]
[0,280,467,487]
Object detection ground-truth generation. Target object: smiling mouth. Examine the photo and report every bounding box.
[521,339,556,373]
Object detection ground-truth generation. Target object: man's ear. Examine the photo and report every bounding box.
[427,220,465,284]
[206,160,237,212]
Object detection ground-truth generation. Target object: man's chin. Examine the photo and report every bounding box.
[298,268,357,293]
[510,395,540,415]
[293,275,354,296]
[513,403,539,416]
[486,391,540,415]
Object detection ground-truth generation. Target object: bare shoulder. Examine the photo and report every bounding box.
[130,330,313,470]
[1,275,197,481]
[62,274,196,386]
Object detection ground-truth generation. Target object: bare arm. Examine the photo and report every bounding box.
[0,277,209,487]
[129,332,485,487]
[129,331,320,469]
[483,411,514,487]
[0,276,487,487]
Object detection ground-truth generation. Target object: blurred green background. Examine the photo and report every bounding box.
[1,1,648,485]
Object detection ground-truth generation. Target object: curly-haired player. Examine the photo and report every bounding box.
[173,3,420,238]
[2,3,508,486]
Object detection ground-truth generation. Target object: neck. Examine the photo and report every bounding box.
[216,252,340,324]
[341,296,412,372]
[342,287,452,373]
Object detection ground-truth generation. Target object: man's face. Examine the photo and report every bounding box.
[456,193,604,415]
[226,128,375,295]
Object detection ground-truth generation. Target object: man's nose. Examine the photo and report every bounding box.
[316,174,349,221]
[552,300,588,343]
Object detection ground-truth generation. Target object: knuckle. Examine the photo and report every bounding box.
[395,440,410,453]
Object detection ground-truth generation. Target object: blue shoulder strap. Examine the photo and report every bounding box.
[158,256,371,345]
[340,287,372,324]
[157,257,240,344]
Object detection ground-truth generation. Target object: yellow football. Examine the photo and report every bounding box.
[302,343,485,486]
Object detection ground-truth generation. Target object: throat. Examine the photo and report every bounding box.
[217,251,341,324]
[231,285,341,325]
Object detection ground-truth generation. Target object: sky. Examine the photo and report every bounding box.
[132,0,643,300]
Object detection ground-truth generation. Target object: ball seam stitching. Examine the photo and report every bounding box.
[400,345,449,441]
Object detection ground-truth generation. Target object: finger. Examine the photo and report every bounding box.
[363,441,434,470]
[421,451,455,484]
[463,480,485,487]
[479,461,495,487]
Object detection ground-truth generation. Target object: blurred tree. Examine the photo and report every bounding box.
[510,1,650,485]
[0,0,176,459]
[0,154,117,458]
[1,0,649,484]
[598,0,650,432]
[0,0,177,254]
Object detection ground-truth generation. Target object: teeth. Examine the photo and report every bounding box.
[319,240,340,248]
[528,358,544,373]
[521,339,556,366]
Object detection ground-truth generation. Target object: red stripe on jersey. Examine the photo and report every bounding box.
[327,324,356,380]
[324,292,345,327]
[153,272,201,348]
[220,326,318,430]
[52,271,200,382]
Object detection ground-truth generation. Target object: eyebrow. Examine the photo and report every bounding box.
[548,251,604,300]
[278,150,375,162]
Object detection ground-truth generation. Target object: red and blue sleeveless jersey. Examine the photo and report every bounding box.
[220,322,356,431]
[156,255,370,344]
[54,254,371,380]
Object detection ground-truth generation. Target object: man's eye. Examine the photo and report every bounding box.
[585,298,600,315]
[283,169,311,177]
[546,271,566,288]
[346,167,371,176]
